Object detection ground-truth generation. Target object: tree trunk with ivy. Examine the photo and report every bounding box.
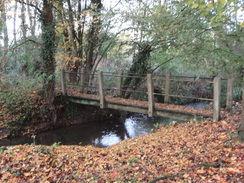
[122,45,152,99]
[42,0,55,106]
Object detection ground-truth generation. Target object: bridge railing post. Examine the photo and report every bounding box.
[61,69,67,96]
[164,72,171,103]
[226,76,233,112]
[117,70,123,97]
[213,77,221,121]
[147,74,154,117]
[98,71,106,109]
[79,68,85,93]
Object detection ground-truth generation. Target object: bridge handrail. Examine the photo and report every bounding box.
[61,69,234,121]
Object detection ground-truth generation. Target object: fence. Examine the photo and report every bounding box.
[61,70,234,121]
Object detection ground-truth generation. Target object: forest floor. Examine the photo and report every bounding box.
[0,106,243,182]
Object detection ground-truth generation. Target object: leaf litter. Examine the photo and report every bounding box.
[0,110,243,183]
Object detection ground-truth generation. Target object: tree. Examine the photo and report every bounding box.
[55,0,120,91]
[0,0,9,72]
[41,0,56,106]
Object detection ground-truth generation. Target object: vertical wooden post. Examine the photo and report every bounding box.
[164,72,171,103]
[79,68,85,93]
[147,74,154,117]
[226,77,233,112]
[61,69,67,96]
[117,70,123,97]
[240,75,244,131]
[98,71,105,109]
[213,77,221,121]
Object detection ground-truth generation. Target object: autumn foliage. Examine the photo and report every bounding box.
[0,112,243,182]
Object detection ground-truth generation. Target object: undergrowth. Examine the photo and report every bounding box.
[0,78,51,137]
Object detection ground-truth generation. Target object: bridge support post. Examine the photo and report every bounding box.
[79,68,85,93]
[164,72,171,103]
[213,77,221,121]
[147,74,154,117]
[226,76,233,112]
[117,70,123,97]
[98,71,106,109]
[61,69,67,96]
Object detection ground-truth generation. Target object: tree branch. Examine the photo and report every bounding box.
[11,39,41,51]
[151,57,174,73]
[15,0,42,14]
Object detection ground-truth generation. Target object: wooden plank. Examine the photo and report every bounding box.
[117,70,123,97]
[79,68,85,93]
[98,71,106,109]
[147,74,154,117]
[167,94,213,101]
[69,97,100,106]
[155,111,197,121]
[213,77,221,121]
[107,103,148,114]
[164,72,171,103]
[61,69,67,96]
[226,77,233,112]
[69,97,208,121]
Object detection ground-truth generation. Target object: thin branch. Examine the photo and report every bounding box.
[151,57,174,73]
[112,0,123,9]
[11,39,41,51]
[15,0,42,14]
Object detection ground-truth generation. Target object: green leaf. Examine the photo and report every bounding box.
[240,21,244,28]
[187,0,193,5]
[219,0,226,6]
[192,4,199,8]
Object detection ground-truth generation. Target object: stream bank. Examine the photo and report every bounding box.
[0,96,124,141]
[0,101,212,147]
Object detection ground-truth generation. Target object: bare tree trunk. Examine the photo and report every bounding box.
[237,74,244,142]
[85,0,102,90]
[66,0,80,83]
[13,1,18,66]
[20,1,28,78]
[77,0,86,61]
[0,0,8,72]
[32,1,37,37]
[26,0,34,37]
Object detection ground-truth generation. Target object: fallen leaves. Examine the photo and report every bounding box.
[66,91,215,118]
[0,110,243,182]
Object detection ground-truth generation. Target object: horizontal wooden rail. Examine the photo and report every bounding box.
[61,70,233,121]
[168,94,213,101]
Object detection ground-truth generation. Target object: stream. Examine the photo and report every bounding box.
[0,102,210,148]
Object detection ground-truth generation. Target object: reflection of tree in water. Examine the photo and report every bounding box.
[0,114,172,147]
[32,116,131,147]
[92,118,131,147]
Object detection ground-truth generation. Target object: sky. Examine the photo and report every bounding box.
[2,0,244,46]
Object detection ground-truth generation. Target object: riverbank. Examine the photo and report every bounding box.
[0,92,123,140]
[0,110,243,182]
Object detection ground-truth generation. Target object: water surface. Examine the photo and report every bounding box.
[0,102,209,147]
[0,114,175,147]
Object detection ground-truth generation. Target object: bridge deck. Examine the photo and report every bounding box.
[67,91,214,121]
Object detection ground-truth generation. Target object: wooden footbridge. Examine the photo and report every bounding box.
[60,70,234,121]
